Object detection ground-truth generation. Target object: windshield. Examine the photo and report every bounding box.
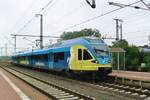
[85,38,109,58]
[93,44,109,58]
[94,48,108,58]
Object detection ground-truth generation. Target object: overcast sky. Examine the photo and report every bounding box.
[0,0,150,55]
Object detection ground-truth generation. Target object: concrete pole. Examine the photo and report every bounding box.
[40,14,43,49]
[114,19,123,41]
[35,14,43,49]
[114,19,119,41]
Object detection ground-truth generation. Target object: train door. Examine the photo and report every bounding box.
[69,45,83,70]
[82,49,99,71]
[48,52,54,69]
[77,48,83,68]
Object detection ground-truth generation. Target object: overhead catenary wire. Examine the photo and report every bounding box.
[13,0,148,41]
[17,17,35,33]
[140,0,150,9]
[121,10,148,20]
[109,0,150,26]
[123,20,150,30]
[10,0,38,33]
[10,34,60,38]
[54,4,81,25]
[38,0,56,14]
[17,0,56,33]
[109,1,150,11]
[9,0,57,53]
[124,29,150,34]
[4,36,14,46]
[54,0,141,34]
[122,12,150,29]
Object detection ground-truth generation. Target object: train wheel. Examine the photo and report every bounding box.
[65,70,76,78]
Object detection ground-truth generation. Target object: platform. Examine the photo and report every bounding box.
[110,70,150,82]
[0,71,30,100]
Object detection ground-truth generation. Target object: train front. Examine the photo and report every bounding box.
[69,37,112,76]
[85,38,112,75]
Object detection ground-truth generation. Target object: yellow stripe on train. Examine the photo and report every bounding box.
[69,45,111,71]
[20,60,28,65]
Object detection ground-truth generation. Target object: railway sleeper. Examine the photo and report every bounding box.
[99,82,150,99]
[1,66,94,100]
[56,95,74,99]
[52,93,70,96]
[59,97,81,100]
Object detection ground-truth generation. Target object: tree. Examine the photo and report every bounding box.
[112,40,140,71]
[112,39,128,49]
[60,28,101,40]
[125,45,140,70]
[142,53,150,71]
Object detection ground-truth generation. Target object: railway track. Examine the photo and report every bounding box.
[0,65,95,100]
[1,63,150,100]
[87,81,150,100]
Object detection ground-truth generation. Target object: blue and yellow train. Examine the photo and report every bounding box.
[12,37,112,76]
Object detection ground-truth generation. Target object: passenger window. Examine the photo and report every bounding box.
[83,49,93,60]
[54,52,64,62]
[78,49,82,60]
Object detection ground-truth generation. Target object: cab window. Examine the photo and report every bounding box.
[78,49,82,60]
[83,49,93,60]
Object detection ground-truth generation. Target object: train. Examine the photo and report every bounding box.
[11,37,112,77]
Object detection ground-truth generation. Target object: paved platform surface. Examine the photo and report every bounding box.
[110,70,150,82]
[0,71,30,100]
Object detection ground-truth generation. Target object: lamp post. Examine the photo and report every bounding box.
[35,14,43,49]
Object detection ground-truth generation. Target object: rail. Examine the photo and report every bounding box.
[0,65,95,100]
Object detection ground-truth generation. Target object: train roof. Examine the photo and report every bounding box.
[13,37,107,57]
